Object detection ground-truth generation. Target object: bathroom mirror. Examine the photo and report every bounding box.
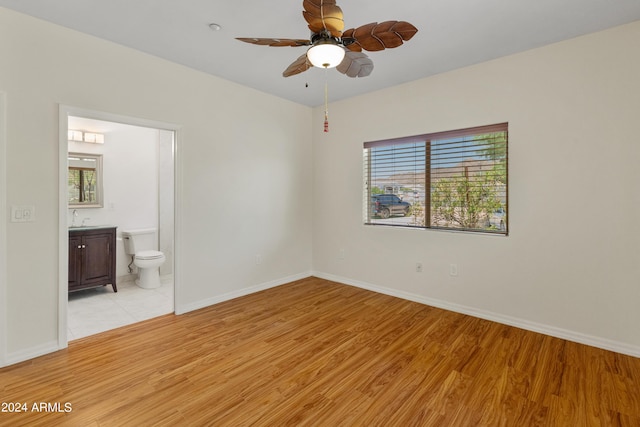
[68,152,103,208]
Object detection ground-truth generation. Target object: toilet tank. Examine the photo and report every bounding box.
[122,228,158,255]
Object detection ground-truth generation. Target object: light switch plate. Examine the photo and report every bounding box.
[11,205,35,222]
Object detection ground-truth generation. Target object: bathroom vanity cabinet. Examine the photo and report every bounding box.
[69,226,117,293]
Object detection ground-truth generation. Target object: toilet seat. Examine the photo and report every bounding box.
[136,250,164,260]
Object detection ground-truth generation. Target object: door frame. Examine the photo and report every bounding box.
[58,105,182,349]
[0,92,6,366]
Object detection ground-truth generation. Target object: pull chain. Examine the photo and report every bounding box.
[324,66,329,133]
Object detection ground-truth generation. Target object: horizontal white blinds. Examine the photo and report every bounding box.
[364,123,508,233]
[363,123,508,149]
[364,142,426,227]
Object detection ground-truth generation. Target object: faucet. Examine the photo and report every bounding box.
[71,209,78,227]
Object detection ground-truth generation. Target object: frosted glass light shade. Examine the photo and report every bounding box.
[68,130,84,142]
[306,43,345,68]
[68,129,104,144]
[83,132,104,144]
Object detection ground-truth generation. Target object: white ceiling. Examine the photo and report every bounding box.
[2,0,640,107]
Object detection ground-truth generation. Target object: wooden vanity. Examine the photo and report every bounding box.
[69,226,117,293]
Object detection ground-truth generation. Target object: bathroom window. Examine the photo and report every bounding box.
[68,153,103,208]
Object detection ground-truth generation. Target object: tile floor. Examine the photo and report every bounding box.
[67,275,174,340]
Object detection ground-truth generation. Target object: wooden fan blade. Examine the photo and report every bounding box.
[389,21,419,42]
[236,37,310,47]
[283,53,312,77]
[336,51,373,78]
[343,21,418,52]
[342,29,361,52]
[302,0,344,37]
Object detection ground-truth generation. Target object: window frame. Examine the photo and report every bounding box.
[68,152,104,208]
[363,123,508,235]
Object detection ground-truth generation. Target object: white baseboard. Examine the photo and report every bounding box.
[312,271,640,359]
[4,340,60,367]
[175,271,313,315]
[116,273,136,284]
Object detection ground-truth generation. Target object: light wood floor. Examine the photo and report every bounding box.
[2,277,639,426]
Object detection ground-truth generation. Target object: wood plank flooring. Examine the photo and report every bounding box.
[1,276,639,426]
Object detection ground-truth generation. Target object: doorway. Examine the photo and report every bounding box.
[58,106,181,347]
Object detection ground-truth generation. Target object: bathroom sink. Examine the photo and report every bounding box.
[68,225,111,230]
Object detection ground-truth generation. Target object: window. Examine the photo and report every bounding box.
[363,123,508,234]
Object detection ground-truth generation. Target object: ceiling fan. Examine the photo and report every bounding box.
[236,0,418,78]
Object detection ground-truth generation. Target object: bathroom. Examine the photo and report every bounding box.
[66,115,175,340]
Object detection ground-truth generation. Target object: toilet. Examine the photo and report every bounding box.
[122,228,166,289]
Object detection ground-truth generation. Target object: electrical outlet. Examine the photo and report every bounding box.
[338,248,345,260]
[256,254,262,265]
[449,264,458,277]
[416,262,423,273]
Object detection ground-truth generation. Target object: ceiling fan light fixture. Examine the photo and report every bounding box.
[307,42,345,69]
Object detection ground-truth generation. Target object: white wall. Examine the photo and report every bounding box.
[0,7,312,365]
[312,21,640,356]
